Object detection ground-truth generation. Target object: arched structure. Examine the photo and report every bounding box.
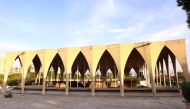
[71,52,90,88]
[124,48,149,88]
[32,55,42,74]
[95,50,118,88]
[1,39,189,97]
[24,55,42,87]
[155,46,184,88]
[47,53,65,88]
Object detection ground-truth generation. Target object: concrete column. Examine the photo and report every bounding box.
[175,71,179,88]
[150,67,157,97]
[3,75,8,91]
[91,70,95,96]
[168,70,172,87]
[120,70,124,96]
[38,72,41,85]
[21,76,25,94]
[21,65,27,94]
[172,57,179,88]
[161,60,166,87]
[165,55,171,87]
[2,59,7,91]
[144,65,148,86]
[155,66,158,86]
[146,65,151,87]
[65,71,69,96]
[158,63,162,86]
[157,63,161,86]
[42,77,46,95]
[3,81,6,91]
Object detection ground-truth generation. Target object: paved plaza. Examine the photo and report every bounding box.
[0,90,188,109]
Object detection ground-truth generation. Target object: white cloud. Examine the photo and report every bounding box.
[0,40,31,57]
[65,38,91,48]
[106,27,136,34]
[0,40,30,50]
[81,0,117,34]
[145,23,189,41]
[89,0,116,24]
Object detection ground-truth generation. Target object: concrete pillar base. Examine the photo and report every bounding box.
[120,92,124,97]
[42,78,46,95]
[91,90,95,96]
[65,88,69,96]
[21,78,25,94]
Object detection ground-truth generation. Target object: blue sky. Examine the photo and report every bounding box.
[0,0,190,70]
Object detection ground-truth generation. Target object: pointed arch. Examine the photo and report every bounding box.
[96,50,118,77]
[14,56,22,67]
[156,46,181,71]
[165,40,189,76]
[48,53,65,74]
[155,46,184,87]
[81,46,93,72]
[32,54,42,73]
[23,54,42,86]
[124,48,145,77]
[3,52,25,90]
[71,51,90,79]
[45,53,65,88]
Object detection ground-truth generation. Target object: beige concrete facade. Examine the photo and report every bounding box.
[0,39,189,96]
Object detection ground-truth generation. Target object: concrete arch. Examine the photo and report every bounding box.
[149,42,165,71]
[3,52,24,90]
[134,43,152,70]
[42,49,58,95]
[15,56,23,67]
[48,53,65,73]
[22,51,37,78]
[43,49,58,78]
[21,51,37,93]
[70,51,90,88]
[46,53,65,88]
[106,44,120,74]
[96,50,118,77]
[57,49,67,73]
[165,39,189,81]
[155,46,178,87]
[91,46,106,73]
[1,39,188,96]
[63,48,81,95]
[57,48,69,94]
[124,48,145,77]
[66,48,81,74]
[81,46,92,72]
[32,54,42,74]
[71,51,89,78]
[119,44,134,96]
[91,46,106,96]
[156,46,176,66]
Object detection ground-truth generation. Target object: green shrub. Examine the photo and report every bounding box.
[7,73,21,86]
[25,79,35,85]
[181,82,190,101]
[8,80,20,86]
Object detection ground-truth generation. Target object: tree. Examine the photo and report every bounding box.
[177,0,190,28]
